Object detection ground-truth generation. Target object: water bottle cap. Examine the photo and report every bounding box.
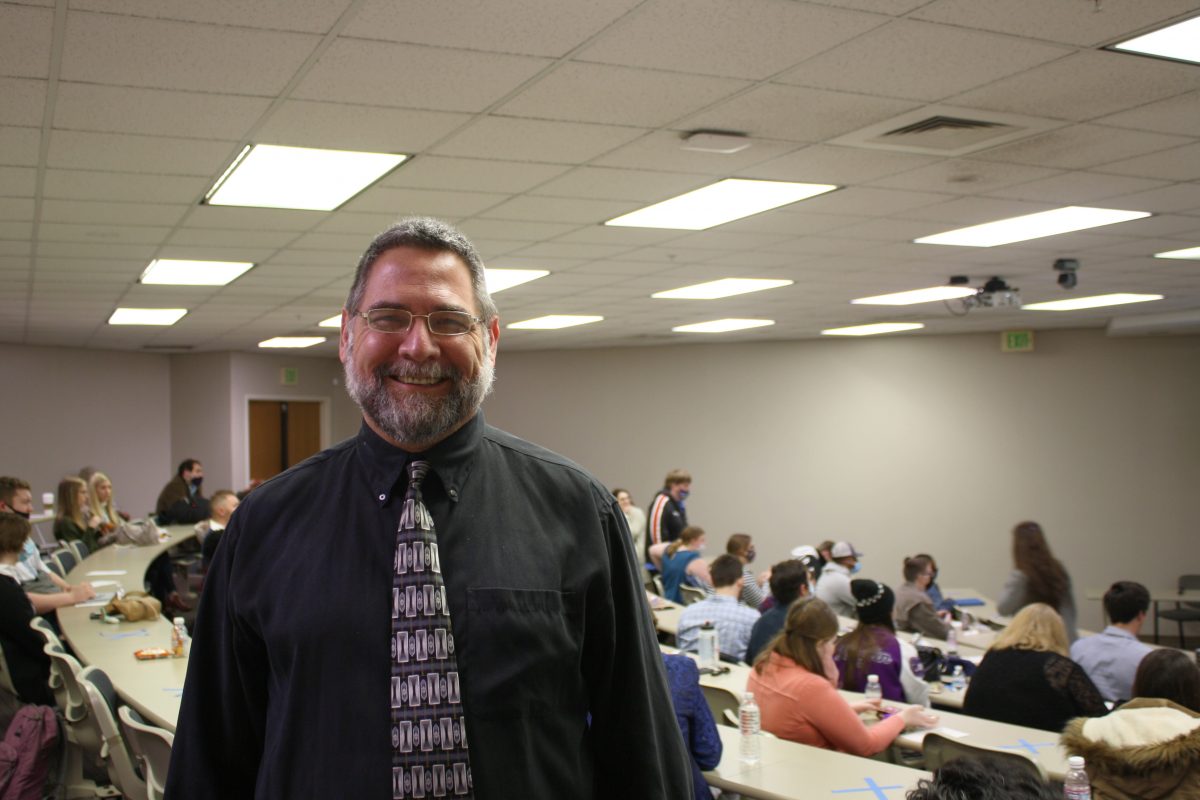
[1068,756,1085,768]
[742,691,755,702]
[867,674,879,683]
[173,616,185,625]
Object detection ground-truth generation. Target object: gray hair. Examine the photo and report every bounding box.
[345,217,498,322]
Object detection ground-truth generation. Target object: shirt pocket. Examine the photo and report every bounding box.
[464,588,583,720]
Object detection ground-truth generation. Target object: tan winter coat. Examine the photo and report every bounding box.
[1061,698,1200,800]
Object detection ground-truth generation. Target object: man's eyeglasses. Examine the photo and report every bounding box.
[356,308,482,337]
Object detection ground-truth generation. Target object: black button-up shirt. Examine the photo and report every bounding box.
[167,412,692,799]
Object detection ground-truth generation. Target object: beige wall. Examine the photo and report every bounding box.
[483,329,1200,631]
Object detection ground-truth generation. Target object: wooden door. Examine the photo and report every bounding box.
[248,400,322,482]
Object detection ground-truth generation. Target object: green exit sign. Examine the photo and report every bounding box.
[1002,331,1034,352]
[280,366,299,386]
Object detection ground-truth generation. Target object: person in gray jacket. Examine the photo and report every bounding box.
[996,521,1077,641]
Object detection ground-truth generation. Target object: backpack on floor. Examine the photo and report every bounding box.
[0,705,58,800]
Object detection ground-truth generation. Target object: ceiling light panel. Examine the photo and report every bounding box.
[486,269,550,293]
[851,286,977,305]
[318,315,342,328]
[140,258,255,286]
[108,308,188,326]
[259,336,327,348]
[605,178,837,230]
[672,318,775,333]
[205,144,408,211]
[1110,16,1200,65]
[507,315,603,330]
[653,278,794,300]
[822,322,925,336]
[1023,293,1163,311]
[914,206,1151,247]
[1155,246,1200,260]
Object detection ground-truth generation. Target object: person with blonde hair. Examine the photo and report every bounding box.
[748,597,937,756]
[88,472,123,535]
[964,603,1106,731]
[53,475,105,553]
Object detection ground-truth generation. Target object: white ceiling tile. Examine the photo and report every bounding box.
[806,0,929,13]
[53,83,268,140]
[341,186,507,217]
[479,195,633,224]
[497,62,749,127]
[549,226,682,247]
[1103,184,1200,214]
[288,232,368,251]
[910,0,1200,47]
[577,0,887,80]
[431,117,646,163]
[0,127,41,167]
[0,241,32,256]
[974,125,1191,170]
[345,0,641,57]
[680,84,920,143]
[948,51,1200,122]
[310,213,399,235]
[1104,214,1200,238]
[531,167,710,202]
[0,77,46,126]
[777,20,1070,102]
[34,242,154,259]
[0,166,37,197]
[508,241,632,260]
[47,130,235,175]
[1098,143,1200,181]
[900,196,1060,225]
[718,210,870,236]
[0,198,34,220]
[0,4,53,79]
[383,156,569,193]
[294,39,551,113]
[458,219,581,242]
[592,130,798,174]
[739,144,941,186]
[40,199,188,227]
[70,0,352,33]
[36,222,170,245]
[0,222,34,240]
[184,205,325,232]
[869,159,1063,195]
[61,11,320,94]
[165,228,299,249]
[795,187,954,216]
[985,171,1168,204]
[1093,90,1200,137]
[41,169,208,203]
[256,101,471,153]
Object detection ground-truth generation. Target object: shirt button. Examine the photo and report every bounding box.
[378,494,386,501]
[448,489,458,500]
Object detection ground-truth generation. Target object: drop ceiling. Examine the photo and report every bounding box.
[1,0,1199,354]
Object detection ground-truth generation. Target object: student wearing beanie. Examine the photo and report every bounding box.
[835,579,930,706]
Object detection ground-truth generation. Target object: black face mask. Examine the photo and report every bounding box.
[190,477,203,489]
[9,508,30,520]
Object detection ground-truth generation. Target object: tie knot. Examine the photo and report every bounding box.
[407,460,429,488]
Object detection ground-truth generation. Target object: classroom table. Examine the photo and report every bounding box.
[649,593,684,636]
[704,725,930,800]
[58,525,194,731]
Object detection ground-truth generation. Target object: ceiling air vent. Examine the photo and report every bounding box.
[830,106,1064,156]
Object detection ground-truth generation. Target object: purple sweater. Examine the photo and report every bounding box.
[834,626,906,702]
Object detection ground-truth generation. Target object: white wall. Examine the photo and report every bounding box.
[482,329,1200,631]
[0,343,171,517]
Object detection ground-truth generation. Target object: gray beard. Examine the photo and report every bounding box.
[343,332,494,449]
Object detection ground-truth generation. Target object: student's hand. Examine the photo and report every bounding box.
[850,698,882,714]
[756,568,771,586]
[70,582,97,603]
[899,705,939,729]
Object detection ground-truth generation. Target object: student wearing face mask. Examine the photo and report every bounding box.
[726,533,769,609]
[155,458,211,525]
[646,469,691,561]
[816,541,863,619]
[746,559,812,664]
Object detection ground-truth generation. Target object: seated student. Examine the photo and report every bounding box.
[748,596,937,756]
[906,756,1059,800]
[964,603,1107,732]
[1061,650,1200,799]
[0,476,96,613]
[88,471,126,537]
[657,525,712,604]
[913,552,955,612]
[746,559,811,664]
[725,533,769,609]
[1069,581,1153,703]
[155,459,210,525]
[198,490,240,570]
[894,554,951,640]
[676,555,760,663]
[815,541,861,619]
[835,580,929,707]
[661,653,721,800]
[0,512,55,706]
[53,476,106,553]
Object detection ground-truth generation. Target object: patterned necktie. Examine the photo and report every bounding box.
[391,460,473,799]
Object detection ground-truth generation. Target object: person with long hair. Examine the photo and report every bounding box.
[53,475,104,553]
[964,603,1106,731]
[997,521,1078,641]
[88,471,123,536]
[726,533,768,609]
[658,525,712,604]
[1061,650,1200,798]
[836,579,929,706]
[895,555,951,639]
[748,596,937,756]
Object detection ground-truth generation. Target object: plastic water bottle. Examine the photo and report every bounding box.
[697,621,719,669]
[170,617,188,658]
[950,664,966,692]
[739,692,761,765]
[1063,756,1092,799]
[946,622,960,656]
[864,674,883,703]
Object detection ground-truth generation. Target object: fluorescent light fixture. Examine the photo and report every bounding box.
[852,286,978,306]
[652,278,793,300]
[140,258,255,286]
[318,315,342,328]
[605,178,837,230]
[672,318,775,333]
[205,144,407,211]
[1023,293,1163,311]
[915,206,1150,247]
[486,269,550,293]
[258,336,326,348]
[1155,246,1200,260]
[507,315,603,330]
[821,322,924,336]
[108,308,187,326]
[1111,15,1200,65]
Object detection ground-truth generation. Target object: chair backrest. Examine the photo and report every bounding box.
[679,584,706,606]
[652,575,665,597]
[67,539,90,563]
[922,732,1048,781]
[43,644,90,727]
[77,666,148,800]
[704,685,741,727]
[29,617,64,650]
[118,706,174,800]
[1179,575,1200,592]
[51,548,77,578]
[0,639,18,697]
[44,559,63,579]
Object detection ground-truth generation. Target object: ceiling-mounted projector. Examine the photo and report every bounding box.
[948,275,1021,312]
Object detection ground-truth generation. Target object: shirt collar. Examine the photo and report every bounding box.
[354,411,484,508]
[1102,625,1137,641]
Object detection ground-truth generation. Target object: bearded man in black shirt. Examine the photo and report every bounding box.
[167,217,692,800]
